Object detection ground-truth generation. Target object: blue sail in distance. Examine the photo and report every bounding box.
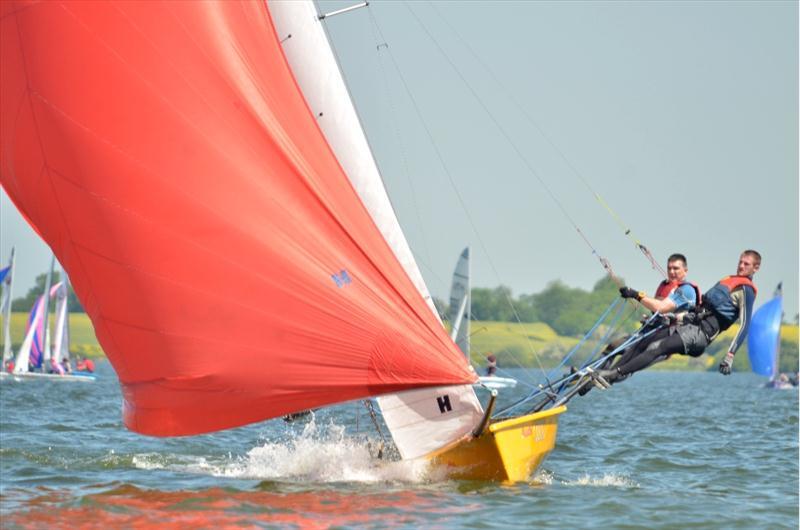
[747,285,783,377]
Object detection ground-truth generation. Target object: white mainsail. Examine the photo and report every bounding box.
[1,247,15,368]
[40,256,55,372]
[51,281,69,368]
[268,0,483,460]
[12,296,43,374]
[448,247,471,358]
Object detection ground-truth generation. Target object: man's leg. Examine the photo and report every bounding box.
[599,334,630,369]
[603,327,686,381]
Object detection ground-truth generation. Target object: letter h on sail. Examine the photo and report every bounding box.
[437,395,452,414]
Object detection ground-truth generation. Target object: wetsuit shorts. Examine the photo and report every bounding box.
[676,314,721,357]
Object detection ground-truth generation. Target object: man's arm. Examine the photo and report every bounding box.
[637,294,676,314]
[620,283,696,314]
[726,286,756,355]
[719,285,757,375]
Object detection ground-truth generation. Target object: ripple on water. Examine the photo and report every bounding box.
[0,369,797,529]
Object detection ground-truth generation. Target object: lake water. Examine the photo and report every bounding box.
[1,364,797,529]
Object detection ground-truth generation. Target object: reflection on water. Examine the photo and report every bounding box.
[3,486,472,529]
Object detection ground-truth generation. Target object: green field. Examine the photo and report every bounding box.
[2,313,797,372]
[3,312,104,358]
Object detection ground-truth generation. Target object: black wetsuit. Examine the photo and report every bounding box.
[611,315,720,377]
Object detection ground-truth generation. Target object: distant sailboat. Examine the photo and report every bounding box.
[448,247,517,390]
[748,283,793,389]
[2,259,95,382]
[0,0,562,480]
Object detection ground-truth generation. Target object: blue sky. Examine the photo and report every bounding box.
[2,0,798,318]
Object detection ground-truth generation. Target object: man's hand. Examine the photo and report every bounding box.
[619,286,644,300]
[719,352,735,375]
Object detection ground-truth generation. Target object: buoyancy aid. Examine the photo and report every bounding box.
[702,275,757,329]
[654,279,702,307]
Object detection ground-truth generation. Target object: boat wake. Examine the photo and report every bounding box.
[133,420,432,484]
[564,473,639,488]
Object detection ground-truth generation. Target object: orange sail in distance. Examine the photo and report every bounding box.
[0,0,477,436]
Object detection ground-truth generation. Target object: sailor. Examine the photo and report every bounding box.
[49,357,65,375]
[485,354,497,376]
[599,253,698,367]
[62,358,72,373]
[76,356,95,373]
[600,250,760,383]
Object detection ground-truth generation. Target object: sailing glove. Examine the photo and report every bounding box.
[619,286,644,300]
[718,352,735,375]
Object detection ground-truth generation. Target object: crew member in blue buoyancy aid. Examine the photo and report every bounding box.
[598,250,760,384]
[598,253,699,365]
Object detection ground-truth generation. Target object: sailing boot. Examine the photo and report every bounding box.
[596,368,621,384]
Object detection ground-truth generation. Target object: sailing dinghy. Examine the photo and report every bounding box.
[1,268,95,382]
[0,0,562,481]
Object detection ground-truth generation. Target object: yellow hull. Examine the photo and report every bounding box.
[429,405,566,482]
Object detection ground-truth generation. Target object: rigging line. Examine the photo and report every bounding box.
[543,298,621,381]
[366,13,436,278]
[497,319,662,415]
[367,7,546,383]
[425,1,667,280]
[402,2,623,288]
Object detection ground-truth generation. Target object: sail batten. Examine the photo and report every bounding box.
[1,0,476,437]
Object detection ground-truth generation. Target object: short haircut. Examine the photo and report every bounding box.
[742,249,761,265]
[667,253,687,267]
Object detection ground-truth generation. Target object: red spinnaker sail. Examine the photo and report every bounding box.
[0,0,476,436]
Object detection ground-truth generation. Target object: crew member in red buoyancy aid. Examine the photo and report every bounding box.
[599,250,760,384]
[597,254,699,368]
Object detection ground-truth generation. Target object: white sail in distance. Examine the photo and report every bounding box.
[448,247,471,359]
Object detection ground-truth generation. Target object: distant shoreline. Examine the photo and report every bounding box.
[3,313,797,371]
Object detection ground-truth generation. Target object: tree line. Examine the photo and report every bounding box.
[11,272,84,313]
[434,274,626,337]
[14,271,798,339]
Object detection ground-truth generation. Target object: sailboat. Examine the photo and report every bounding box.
[0,0,563,481]
[2,264,95,382]
[748,283,793,389]
[448,247,517,390]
